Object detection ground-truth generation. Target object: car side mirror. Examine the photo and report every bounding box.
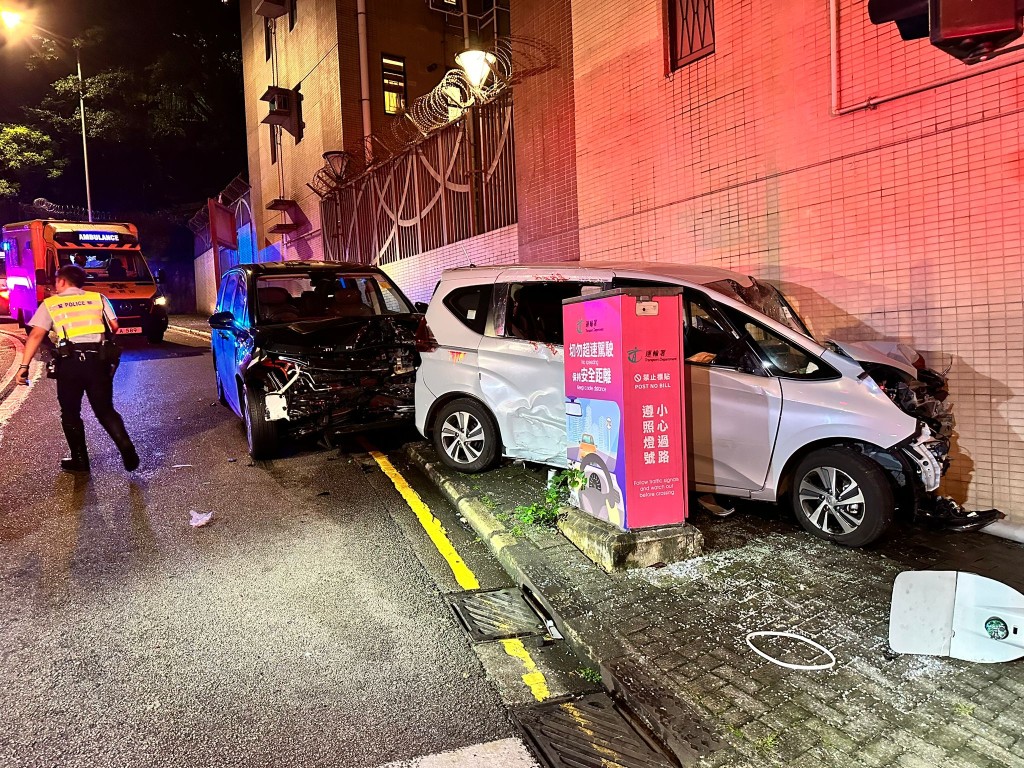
[156,269,166,284]
[414,301,428,313]
[209,311,234,330]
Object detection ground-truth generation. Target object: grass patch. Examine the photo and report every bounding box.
[507,469,585,532]
[953,701,975,718]
[577,667,602,684]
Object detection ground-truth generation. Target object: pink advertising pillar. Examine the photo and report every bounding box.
[563,288,689,530]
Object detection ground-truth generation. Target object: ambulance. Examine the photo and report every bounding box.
[1,220,169,342]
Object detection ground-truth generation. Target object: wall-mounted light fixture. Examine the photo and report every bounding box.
[323,151,352,181]
[455,49,497,92]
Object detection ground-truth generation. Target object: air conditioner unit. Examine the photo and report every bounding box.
[254,0,288,18]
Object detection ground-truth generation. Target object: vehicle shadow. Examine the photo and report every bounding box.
[775,280,1018,511]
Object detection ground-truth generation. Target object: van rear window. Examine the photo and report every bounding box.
[443,285,492,335]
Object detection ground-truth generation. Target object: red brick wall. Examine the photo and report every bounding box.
[571,0,1024,518]
[509,0,580,263]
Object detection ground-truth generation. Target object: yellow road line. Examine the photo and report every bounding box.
[364,445,479,590]
[501,639,551,702]
[363,441,551,703]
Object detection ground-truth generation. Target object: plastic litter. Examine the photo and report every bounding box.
[745,631,837,671]
[171,464,194,469]
[188,510,214,528]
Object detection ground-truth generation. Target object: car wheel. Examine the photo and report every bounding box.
[791,447,893,547]
[244,382,278,460]
[433,398,499,473]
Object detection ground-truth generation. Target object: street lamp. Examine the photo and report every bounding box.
[455,49,496,93]
[1,9,94,222]
[0,9,22,29]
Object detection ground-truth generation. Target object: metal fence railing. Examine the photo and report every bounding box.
[324,92,516,265]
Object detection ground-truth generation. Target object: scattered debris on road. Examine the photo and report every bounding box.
[188,510,214,527]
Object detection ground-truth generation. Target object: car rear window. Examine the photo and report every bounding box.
[443,284,492,335]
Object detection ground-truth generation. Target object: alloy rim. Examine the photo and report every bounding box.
[439,411,484,464]
[798,466,866,535]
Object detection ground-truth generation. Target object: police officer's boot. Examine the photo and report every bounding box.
[106,421,140,472]
[60,424,91,473]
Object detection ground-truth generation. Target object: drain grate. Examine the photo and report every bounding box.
[449,587,548,642]
[514,693,677,768]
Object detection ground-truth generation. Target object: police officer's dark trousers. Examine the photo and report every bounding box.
[56,349,139,471]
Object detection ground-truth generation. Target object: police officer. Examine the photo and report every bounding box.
[14,264,139,473]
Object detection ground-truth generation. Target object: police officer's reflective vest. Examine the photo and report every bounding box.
[43,292,107,340]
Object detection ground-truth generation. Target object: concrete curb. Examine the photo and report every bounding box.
[404,442,722,765]
[167,324,212,342]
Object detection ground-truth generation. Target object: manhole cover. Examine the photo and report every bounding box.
[514,693,676,768]
[449,587,547,642]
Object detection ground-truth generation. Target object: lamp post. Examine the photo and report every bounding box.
[74,42,92,222]
[2,9,94,221]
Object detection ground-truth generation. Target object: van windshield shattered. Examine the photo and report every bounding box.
[705,278,814,339]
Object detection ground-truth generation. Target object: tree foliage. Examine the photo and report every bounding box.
[8,1,245,212]
[0,123,65,198]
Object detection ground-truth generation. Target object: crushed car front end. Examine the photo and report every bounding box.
[248,316,422,439]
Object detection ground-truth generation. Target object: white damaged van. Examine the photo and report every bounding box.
[415,262,969,547]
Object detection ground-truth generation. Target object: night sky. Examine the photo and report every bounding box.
[0,0,246,213]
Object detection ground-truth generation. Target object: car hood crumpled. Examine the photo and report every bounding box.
[831,339,955,441]
[254,315,421,357]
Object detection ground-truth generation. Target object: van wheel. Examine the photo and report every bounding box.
[791,448,893,547]
[433,398,499,473]
[244,382,278,460]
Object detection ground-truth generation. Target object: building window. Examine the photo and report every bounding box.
[264,17,272,61]
[382,55,407,115]
[288,0,297,31]
[668,0,714,70]
[270,126,278,165]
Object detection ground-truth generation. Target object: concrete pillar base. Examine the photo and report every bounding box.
[558,508,703,572]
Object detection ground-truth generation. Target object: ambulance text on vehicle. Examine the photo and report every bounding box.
[1,220,169,342]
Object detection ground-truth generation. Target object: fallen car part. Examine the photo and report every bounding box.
[744,631,837,671]
[889,571,1024,663]
[915,495,1002,532]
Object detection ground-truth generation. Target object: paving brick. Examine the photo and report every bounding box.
[857,737,905,768]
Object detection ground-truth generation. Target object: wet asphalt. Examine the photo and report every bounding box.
[0,327,522,767]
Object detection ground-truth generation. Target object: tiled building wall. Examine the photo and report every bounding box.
[240,0,344,261]
[509,0,580,263]
[570,0,1024,518]
[381,224,519,305]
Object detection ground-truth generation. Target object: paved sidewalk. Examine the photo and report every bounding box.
[407,442,1024,767]
[167,313,212,340]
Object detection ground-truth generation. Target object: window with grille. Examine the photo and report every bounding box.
[382,55,407,115]
[668,0,714,70]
